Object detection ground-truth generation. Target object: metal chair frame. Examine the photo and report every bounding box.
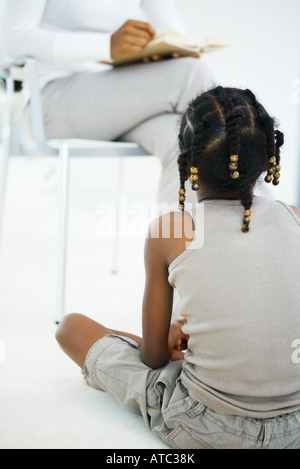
[0,56,149,323]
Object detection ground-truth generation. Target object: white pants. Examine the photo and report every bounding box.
[40,58,215,205]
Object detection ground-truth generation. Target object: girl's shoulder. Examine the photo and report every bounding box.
[148,210,194,238]
[291,205,300,220]
[147,211,195,266]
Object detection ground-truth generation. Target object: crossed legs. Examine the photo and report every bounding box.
[55,313,142,370]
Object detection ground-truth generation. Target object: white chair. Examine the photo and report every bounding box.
[0,56,149,324]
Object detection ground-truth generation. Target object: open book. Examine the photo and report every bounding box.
[103,26,227,67]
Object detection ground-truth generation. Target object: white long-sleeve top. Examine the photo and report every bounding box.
[2,0,188,88]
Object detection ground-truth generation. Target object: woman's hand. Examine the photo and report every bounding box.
[142,52,181,63]
[111,20,185,63]
[111,19,155,61]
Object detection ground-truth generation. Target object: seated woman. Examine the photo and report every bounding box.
[55,86,300,449]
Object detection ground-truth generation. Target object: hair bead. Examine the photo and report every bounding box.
[265,155,280,184]
[190,167,200,191]
[265,174,272,183]
[231,171,240,180]
[229,155,239,179]
[242,208,251,233]
[178,187,186,211]
[230,155,239,162]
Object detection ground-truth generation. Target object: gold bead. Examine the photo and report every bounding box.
[244,209,252,217]
[267,167,275,175]
[178,204,185,211]
[192,182,200,191]
[179,196,186,202]
[230,155,239,162]
[230,171,240,180]
[179,188,186,195]
[229,162,238,170]
[190,167,199,175]
[273,179,280,186]
[274,172,280,179]
[269,156,276,164]
[191,174,199,181]
[275,165,281,172]
[265,175,272,183]
[243,216,251,224]
[242,224,250,233]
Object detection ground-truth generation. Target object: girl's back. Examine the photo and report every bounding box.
[169,196,300,417]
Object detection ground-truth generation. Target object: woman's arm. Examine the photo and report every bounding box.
[2,0,112,63]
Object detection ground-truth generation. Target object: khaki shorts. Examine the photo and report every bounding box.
[84,335,300,449]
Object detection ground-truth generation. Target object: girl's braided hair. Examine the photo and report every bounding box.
[177,86,284,232]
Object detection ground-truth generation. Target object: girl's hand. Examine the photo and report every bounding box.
[168,319,189,361]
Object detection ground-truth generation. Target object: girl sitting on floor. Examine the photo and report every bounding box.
[56,86,300,449]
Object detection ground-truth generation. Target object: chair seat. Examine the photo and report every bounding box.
[50,139,149,157]
[18,138,149,158]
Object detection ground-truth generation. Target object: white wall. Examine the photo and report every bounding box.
[174,0,300,205]
[0,0,5,60]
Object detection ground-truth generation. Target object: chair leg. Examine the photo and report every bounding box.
[55,140,70,324]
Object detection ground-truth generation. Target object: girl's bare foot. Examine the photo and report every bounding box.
[81,370,104,391]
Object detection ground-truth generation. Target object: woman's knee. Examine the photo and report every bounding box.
[175,58,216,111]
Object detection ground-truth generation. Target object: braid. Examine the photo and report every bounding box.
[275,130,284,166]
[177,86,284,231]
[225,97,243,158]
[177,150,189,210]
[177,113,193,210]
[245,88,284,188]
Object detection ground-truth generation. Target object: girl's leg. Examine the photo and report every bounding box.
[55,313,142,370]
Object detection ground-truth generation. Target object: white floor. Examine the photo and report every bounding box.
[0,154,169,449]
